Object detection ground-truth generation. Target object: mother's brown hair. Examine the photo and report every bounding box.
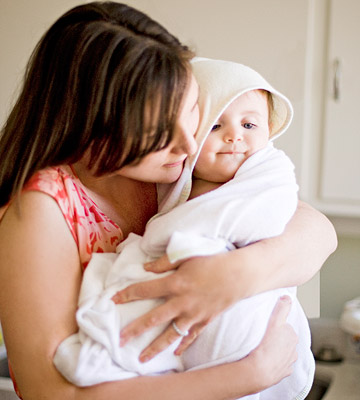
[0,1,194,207]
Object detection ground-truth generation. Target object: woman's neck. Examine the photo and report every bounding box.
[71,162,158,238]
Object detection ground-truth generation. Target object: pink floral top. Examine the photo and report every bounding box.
[3,165,123,397]
[24,165,123,269]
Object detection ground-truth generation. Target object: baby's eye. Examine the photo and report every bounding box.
[243,122,256,130]
[211,124,221,131]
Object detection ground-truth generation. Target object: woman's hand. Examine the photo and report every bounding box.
[245,295,298,391]
[112,252,241,361]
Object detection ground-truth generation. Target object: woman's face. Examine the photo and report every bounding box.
[118,74,200,183]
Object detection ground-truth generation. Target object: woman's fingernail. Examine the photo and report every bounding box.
[280,295,291,302]
[119,331,129,346]
[144,262,155,271]
[140,353,150,363]
[112,293,127,304]
[112,294,120,303]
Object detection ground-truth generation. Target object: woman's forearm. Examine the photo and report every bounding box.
[226,201,337,298]
[76,360,258,400]
[9,349,274,400]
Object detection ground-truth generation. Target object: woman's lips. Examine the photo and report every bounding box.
[164,158,187,168]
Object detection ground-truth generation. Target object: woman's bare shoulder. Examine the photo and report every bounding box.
[1,190,72,243]
[0,190,81,276]
[0,190,81,295]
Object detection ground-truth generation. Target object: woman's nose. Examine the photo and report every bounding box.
[180,131,198,155]
[172,129,198,156]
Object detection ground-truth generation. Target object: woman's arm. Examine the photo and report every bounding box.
[0,192,297,400]
[115,201,337,358]
[241,200,338,293]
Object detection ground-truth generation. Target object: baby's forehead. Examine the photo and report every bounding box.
[232,89,269,102]
[218,89,270,116]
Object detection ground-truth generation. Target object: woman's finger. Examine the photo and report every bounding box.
[248,296,298,389]
[139,319,191,362]
[112,274,171,304]
[267,295,292,327]
[144,254,181,273]
[174,323,206,355]
[120,300,179,346]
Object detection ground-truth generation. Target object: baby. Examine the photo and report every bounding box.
[54,58,315,400]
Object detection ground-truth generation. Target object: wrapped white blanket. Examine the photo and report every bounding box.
[54,58,315,399]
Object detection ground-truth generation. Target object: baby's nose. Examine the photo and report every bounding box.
[224,127,243,142]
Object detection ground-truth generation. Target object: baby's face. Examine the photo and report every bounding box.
[193,90,270,183]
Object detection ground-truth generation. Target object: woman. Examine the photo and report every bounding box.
[0,2,336,399]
